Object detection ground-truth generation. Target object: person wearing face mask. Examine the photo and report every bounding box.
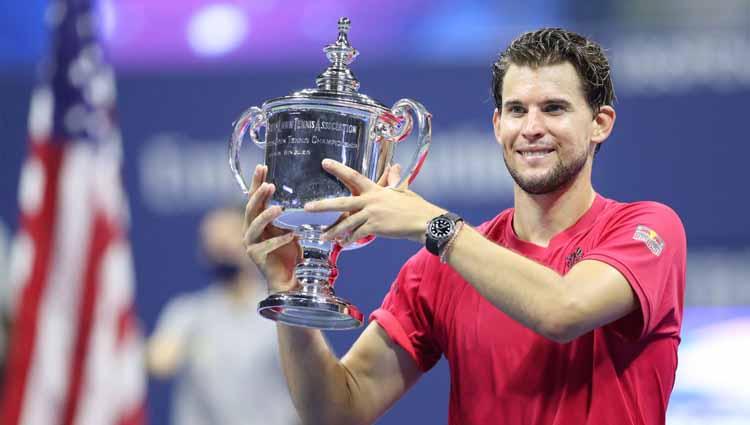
[147,207,299,425]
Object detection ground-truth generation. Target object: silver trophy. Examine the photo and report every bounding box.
[229,17,431,330]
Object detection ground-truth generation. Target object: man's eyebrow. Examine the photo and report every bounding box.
[502,98,574,108]
[542,98,573,107]
[502,100,524,108]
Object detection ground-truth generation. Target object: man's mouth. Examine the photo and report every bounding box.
[517,148,555,159]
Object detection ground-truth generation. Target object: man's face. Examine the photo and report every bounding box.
[494,62,598,195]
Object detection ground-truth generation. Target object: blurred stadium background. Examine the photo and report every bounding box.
[1,0,749,424]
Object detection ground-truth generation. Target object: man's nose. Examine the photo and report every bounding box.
[521,109,545,141]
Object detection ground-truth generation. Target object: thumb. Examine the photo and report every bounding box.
[376,164,391,187]
[387,164,403,188]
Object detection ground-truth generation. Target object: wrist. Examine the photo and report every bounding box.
[439,220,464,263]
[424,212,463,257]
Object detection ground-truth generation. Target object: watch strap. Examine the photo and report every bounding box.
[425,231,441,255]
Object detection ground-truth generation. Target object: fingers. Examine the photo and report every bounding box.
[376,164,391,187]
[249,164,267,193]
[244,205,284,245]
[387,164,403,188]
[345,224,372,246]
[244,165,269,227]
[304,195,363,213]
[245,232,296,264]
[322,211,367,241]
[322,159,376,193]
[244,181,275,229]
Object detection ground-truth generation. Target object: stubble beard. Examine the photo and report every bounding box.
[503,148,590,195]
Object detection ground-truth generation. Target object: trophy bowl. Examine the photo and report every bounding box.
[229,17,431,330]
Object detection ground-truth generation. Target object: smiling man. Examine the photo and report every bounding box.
[243,28,687,425]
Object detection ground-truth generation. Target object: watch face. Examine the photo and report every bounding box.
[429,217,454,239]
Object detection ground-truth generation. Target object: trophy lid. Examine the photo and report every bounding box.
[264,17,388,112]
[315,17,360,92]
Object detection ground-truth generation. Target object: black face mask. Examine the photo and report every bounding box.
[206,259,242,283]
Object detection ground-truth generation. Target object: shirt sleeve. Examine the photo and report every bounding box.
[582,202,687,340]
[370,250,442,372]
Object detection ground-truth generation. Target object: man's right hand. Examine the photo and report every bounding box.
[242,164,300,293]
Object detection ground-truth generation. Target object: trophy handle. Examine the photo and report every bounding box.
[229,106,268,193]
[387,99,432,187]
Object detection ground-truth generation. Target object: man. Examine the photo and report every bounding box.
[148,207,298,425]
[243,28,686,425]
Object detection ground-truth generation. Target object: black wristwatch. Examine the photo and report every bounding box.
[425,212,463,256]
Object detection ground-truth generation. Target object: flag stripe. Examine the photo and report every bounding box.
[61,213,114,425]
[116,401,146,425]
[22,143,97,425]
[0,143,64,425]
[74,238,146,425]
[116,304,136,348]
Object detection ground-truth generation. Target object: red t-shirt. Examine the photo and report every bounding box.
[371,194,686,425]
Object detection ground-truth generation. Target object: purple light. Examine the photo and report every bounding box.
[99,0,425,69]
[187,3,248,57]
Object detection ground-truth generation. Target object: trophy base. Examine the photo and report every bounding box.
[258,291,364,330]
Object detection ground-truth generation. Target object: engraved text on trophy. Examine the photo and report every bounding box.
[265,110,365,207]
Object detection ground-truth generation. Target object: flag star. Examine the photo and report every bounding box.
[67,44,100,88]
[86,67,116,107]
[28,86,54,141]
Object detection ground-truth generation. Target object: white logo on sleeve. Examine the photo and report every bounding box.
[633,225,665,256]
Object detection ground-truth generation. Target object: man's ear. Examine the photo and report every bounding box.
[592,105,616,145]
[493,108,502,142]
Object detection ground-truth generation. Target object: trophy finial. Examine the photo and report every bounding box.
[336,17,351,47]
[338,17,351,34]
[316,17,360,92]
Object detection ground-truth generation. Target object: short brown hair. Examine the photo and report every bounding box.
[492,28,616,114]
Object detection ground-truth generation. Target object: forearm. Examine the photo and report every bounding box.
[445,226,579,342]
[276,324,363,425]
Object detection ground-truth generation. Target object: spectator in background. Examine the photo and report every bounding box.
[148,207,298,425]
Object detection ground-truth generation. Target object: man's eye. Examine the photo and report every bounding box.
[508,106,525,114]
[544,104,565,113]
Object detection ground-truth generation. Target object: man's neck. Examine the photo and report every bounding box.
[511,174,596,247]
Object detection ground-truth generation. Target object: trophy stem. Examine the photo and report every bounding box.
[257,226,363,330]
[295,228,337,295]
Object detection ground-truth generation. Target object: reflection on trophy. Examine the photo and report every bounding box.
[229,17,431,330]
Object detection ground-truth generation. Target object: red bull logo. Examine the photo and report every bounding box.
[633,225,665,256]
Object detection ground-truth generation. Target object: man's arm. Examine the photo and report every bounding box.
[243,163,423,425]
[305,160,638,344]
[444,225,637,343]
[277,321,422,425]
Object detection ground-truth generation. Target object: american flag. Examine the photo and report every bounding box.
[0,0,147,424]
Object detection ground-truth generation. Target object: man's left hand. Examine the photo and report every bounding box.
[304,159,445,245]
